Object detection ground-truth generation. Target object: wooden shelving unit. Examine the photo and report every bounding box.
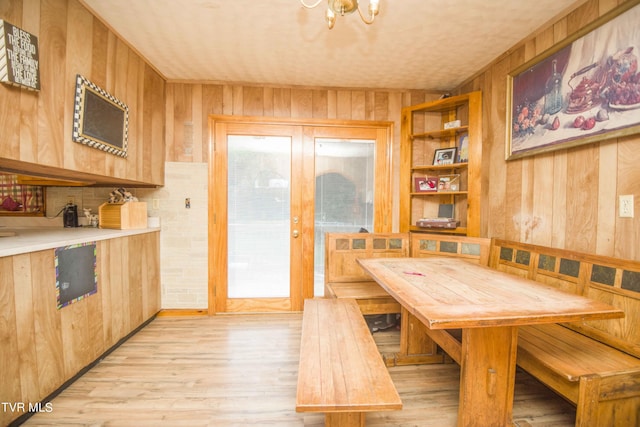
[399,92,482,236]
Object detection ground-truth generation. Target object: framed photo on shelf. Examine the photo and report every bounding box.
[433,147,457,165]
[438,174,460,192]
[457,133,469,163]
[414,176,438,193]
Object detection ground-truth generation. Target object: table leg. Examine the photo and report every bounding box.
[325,412,364,426]
[458,326,518,427]
[395,307,443,365]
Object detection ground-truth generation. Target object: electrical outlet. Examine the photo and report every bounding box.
[66,196,75,205]
[619,195,634,218]
[152,198,160,210]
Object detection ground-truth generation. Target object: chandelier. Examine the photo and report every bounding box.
[300,0,380,29]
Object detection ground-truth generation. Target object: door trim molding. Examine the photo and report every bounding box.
[207,115,394,315]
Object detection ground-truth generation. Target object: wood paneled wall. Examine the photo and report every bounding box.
[0,232,160,426]
[165,83,441,232]
[457,0,639,261]
[0,0,165,186]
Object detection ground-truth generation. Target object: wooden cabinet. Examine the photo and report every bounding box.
[0,1,165,187]
[399,92,482,236]
[0,231,160,426]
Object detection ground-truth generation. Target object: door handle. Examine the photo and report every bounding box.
[292,230,299,238]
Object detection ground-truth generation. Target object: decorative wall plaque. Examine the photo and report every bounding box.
[0,20,40,91]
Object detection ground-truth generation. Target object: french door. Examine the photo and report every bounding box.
[209,116,392,314]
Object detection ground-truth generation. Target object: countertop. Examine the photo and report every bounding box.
[0,226,160,258]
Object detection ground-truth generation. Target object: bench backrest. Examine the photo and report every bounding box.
[489,239,640,358]
[325,232,409,284]
[410,233,491,265]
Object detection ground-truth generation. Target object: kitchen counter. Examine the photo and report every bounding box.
[0,226,160,257]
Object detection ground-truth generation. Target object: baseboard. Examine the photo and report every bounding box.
[156,308,208,317]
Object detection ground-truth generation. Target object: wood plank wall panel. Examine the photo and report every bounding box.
[128,235,144,329]
[107,237,127,342]
[12,254,39,404]
[31,249,64,398]
[65,0,92,175]
[140,231,160,319]
[97,239,114,347]
[457,0,640,261]
[0,0,165,186]
[0,232,160,426]
[19,1,41,164]
[38,0,67,169]
[0,257,21,407]
[145,65,167,184]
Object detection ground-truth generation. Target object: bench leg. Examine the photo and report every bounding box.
[575,375,600,427]
[325,412,365,427]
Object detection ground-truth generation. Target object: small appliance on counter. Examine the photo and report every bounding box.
[63,203,79,228]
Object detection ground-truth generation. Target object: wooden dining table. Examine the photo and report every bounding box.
[357,256,624,427]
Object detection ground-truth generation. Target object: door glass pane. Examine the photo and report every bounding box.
[227,135,291,298]
[314,138,375,296]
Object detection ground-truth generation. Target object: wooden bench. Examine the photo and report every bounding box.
[324,232,407,315]
[489,239,640,427]
[296,298,402,426]
[410,233,491,265]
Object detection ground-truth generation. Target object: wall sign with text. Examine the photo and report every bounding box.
[0,20,40,91]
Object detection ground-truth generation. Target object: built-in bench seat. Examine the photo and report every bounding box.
[490,239,640,427]
[324,232,407,315]
[296,298,402,426]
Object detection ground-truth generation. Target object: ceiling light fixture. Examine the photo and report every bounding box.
[300,0,380,29]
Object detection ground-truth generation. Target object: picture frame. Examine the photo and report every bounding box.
[457,133,469,163]
[506,2,640,160]
[437,174,460,192]
[414,176,438,193]
[72,74,129,157]
[433,147,457,165]
[0,20,40,91]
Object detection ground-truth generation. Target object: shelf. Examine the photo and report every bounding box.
[411,191,467,196]
[410,226,468,235]
[410,126,469,140]
[405,96,471,113]
[400,91,482,236]
[412,163,468,172]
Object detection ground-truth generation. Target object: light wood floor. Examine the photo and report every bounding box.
[23,313,576,426]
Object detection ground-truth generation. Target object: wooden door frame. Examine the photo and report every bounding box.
[207,115,394,315]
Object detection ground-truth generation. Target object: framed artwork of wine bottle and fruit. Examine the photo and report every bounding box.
[506,0,640,160]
